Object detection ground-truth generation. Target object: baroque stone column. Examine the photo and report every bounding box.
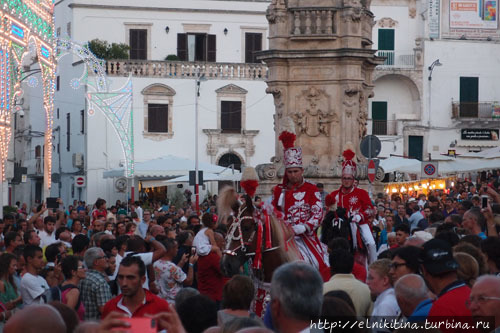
[256,0,383,193]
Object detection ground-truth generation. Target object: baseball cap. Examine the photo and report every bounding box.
[419,239,459,275]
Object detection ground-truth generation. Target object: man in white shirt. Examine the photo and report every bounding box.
[39,216,57,248]
[135,202,143,222]
[113,235,166,290]
[20,245,50,305]
[366,258,400,317]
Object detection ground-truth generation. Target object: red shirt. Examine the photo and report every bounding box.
[197,252,224,302]
[428,281,474,333]
[101,289,169,319]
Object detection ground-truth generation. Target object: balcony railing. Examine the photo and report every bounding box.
[452,101,500,120]
[368,120,398,136]
[105,60,268,80]
[376,51,415,69]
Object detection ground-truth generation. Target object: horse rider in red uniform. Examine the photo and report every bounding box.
[272,129,330,281]
[325,149,377,264]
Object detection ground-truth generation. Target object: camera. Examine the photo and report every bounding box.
[18,109,24,118]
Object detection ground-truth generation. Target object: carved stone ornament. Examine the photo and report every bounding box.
[377,17,399,28]
[266,87,285,117]
[293,87,338,137]
[256,163,277,180]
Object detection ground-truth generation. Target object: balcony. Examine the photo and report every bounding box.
[376,51,415,69]
[452,101,500,120]
[368,120,398,136]
[105,60,268,81]
[26,157,43,177]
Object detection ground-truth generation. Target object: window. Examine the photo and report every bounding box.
[66,22,71,38]
[409,136,423,161]
[80,110,84,134]
[130,29,147,60]
[147,104,169,133]
[221,101,242,133]
[371,101,387,135]
[142,84,175,139]
[66,113,70,151]
[245,33,262,63]
[378,29,394,65]
[177,33,216,62]
[57,108,59,119]
[459,77,479,117]
[56,76,60,91]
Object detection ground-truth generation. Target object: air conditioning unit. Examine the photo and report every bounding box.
[72,153,84,168]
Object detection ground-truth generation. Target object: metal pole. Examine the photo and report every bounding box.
[368,136,373,199]
[195,79,200,215]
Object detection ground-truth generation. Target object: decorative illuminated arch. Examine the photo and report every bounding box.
[55,38,134,178]
[0,0,56,195]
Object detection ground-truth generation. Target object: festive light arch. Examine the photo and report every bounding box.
[0,0,56,194]
[55,38,134,178]
[0,1,134,203]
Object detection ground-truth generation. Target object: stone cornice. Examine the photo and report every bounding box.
[68,3,267,15]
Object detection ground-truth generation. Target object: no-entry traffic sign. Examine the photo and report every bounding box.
[368,159,376,183]
[75,176,86,187]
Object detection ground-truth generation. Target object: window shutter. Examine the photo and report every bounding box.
[245,33,262,63]
[371,101,387,135]
[138,29,147,60]
[207,34,216,62]
[221,101,241,133]
[378,29,394,51]
[148,104,169,133]
[221,101,230,131]
[130,30,138,59]
[177,34,187,61]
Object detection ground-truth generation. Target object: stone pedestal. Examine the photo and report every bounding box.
[256,0,383,194]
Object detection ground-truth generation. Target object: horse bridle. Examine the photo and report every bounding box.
[224,205,279,258]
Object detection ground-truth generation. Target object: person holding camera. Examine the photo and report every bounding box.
[154,238,197,305]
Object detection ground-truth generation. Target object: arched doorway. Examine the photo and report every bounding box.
[217,153,242,171]
[217,153,242,191]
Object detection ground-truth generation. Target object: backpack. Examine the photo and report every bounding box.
[48,284,81,310]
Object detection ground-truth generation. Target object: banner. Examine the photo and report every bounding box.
[450,0,498,29]
[429,0,441,38]
[461,128,499,140]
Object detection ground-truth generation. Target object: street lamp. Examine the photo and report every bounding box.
[428,59,442,81]
[427,59,443,131]
[195,73,207,214]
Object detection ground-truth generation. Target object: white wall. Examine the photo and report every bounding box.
[424,40,500,155]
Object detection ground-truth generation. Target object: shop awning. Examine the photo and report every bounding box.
[102,155,238,179]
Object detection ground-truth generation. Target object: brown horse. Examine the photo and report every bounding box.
[218,186,300,315]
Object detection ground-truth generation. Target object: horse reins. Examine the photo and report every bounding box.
[224,205,281,257]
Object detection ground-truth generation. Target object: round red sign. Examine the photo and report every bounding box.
[76,177,85,186]
[368,160,376,183]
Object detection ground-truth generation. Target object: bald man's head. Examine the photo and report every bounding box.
[394,274,429,317]
[5,304,66,333]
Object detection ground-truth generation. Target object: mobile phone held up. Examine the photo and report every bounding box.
[482,195,489,209]
[111,317,157,333]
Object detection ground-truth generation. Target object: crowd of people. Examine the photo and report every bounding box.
[0,172,499,333]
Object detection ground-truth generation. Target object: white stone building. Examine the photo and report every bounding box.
[13,0,275,206]
[368,0,500,163]
[8,0,500,207]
